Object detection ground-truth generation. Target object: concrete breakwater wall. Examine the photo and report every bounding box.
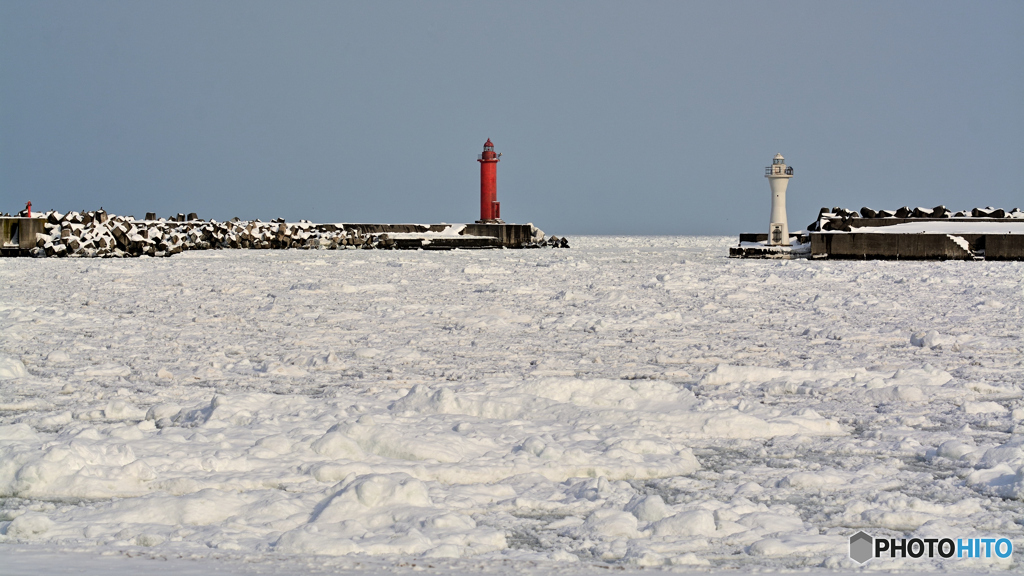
[811,233,975,260]
[1,211,567,258]
[810,230,1024,261]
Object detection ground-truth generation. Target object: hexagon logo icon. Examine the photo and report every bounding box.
[849,531,873,563]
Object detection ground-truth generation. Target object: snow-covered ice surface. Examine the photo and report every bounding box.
[1,236,1022,574]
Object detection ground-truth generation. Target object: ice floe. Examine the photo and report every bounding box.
[0,236,1021,573]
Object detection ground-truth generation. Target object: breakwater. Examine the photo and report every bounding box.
[1,211,568,258]
[732,205,1023,260]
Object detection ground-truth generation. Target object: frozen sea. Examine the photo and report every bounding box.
[1,235,1021,574]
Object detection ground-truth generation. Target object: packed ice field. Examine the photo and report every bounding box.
[1,235,1022,574]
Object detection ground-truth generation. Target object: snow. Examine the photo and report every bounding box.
[1,235,1022,574]
[948,234,970,252]
[383,224,468,239]
[842,221,1024,234]
[0,356,29,379]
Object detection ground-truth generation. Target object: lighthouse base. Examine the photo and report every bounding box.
[730,234,810,259]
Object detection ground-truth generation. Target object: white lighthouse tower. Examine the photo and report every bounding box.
[765,153,793,245]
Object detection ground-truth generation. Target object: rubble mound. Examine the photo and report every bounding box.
[26,211,565,258]
[808,206,1022,231]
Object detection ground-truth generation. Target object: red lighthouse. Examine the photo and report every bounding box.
[477,139,502,223]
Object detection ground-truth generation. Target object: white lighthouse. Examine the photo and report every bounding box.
[765,153,793,245]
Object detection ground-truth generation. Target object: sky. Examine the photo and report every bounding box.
[1,1,1021,235]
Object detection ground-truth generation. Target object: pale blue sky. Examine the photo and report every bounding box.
[2,1,1021,234]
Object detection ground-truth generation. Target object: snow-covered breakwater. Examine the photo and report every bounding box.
[804,207,1024,261]
[11,211,563,258]
[0,236,1022,572]
[731,206,1024,261]
[810,205,1024,232]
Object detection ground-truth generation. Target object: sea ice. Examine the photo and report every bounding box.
[0,236,1020,574]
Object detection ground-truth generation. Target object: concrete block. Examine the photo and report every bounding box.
[985,235,1024,261]
[1,217,46,253]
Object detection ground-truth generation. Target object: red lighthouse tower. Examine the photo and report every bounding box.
[477,139,502,223]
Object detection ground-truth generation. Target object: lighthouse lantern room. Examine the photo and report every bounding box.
[765,153,794,246]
